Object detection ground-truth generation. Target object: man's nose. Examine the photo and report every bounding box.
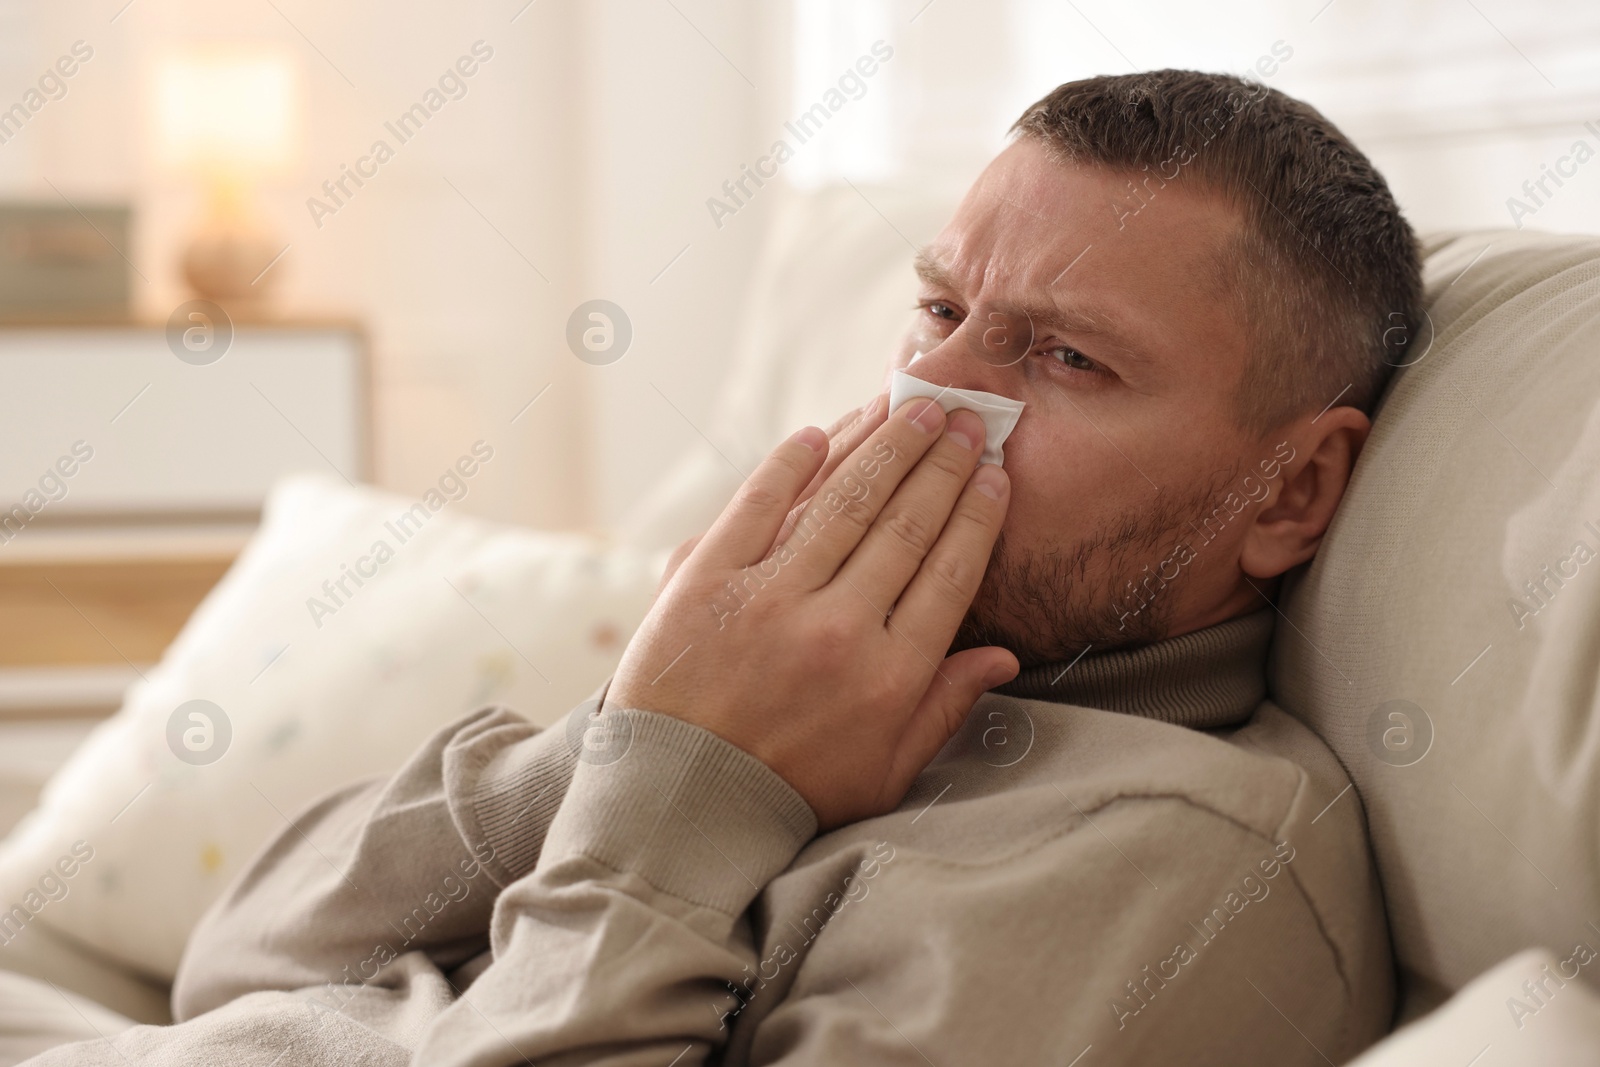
[908,310,1030,396]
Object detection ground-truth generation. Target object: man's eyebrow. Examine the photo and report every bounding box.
[913,247,957,290]
[1015,302,1123,340]
[914,247,1133,347]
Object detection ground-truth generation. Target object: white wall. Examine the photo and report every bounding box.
[12,0,591,529]
[5,0,1595,532]
[774,0,1600,238]
[575,0,767,528]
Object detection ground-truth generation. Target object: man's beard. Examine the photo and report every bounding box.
[950,464,1241,666]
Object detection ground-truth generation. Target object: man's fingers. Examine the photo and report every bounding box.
[776,398,946,587]
[698,427,828,565]
[775,394,888,549]
[890,464,1010,653]
[886,646,1018,798]
[819,393,885,450]
[656,533,703,596]
[805,393,889,499]
[836,407,984,606]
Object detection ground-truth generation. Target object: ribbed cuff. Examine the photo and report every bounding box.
[447,707,582,888]
[539,710,818,916]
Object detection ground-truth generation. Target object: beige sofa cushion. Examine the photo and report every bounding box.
[1349,948,1600,1066]
[1271,230,1600,1016]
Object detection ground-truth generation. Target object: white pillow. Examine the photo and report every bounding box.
[0,474,664,980]
[1271,229,1600,1016]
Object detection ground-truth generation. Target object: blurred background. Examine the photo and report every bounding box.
[0,0,1596,801]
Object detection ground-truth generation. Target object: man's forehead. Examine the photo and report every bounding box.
[916,141,1252,374]
[936,142,1236,282]
[966,142,1085,224]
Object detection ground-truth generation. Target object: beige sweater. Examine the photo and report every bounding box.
[28,609,1392,1066]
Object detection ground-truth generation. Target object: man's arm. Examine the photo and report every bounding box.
[172,703,582,1020]
[409,729,1370,1066]
[412,708,813,1066]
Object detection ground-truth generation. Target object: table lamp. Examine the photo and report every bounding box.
[154,49,298,304]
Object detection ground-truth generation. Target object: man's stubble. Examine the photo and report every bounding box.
[950,462,1242,665]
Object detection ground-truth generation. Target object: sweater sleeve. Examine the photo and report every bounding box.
[410,726,1374,1067]
[172,702,584,1021]
[410,707,817,1067]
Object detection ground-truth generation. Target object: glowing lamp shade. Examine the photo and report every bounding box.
[153,50,299,302]
[154,52,297,179]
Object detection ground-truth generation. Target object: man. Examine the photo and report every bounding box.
[28,69,1418,1065]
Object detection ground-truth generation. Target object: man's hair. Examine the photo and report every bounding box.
[1012,69,1422,434]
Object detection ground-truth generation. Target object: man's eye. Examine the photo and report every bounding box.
[921,301,960,321]
[1047,345,1099,373]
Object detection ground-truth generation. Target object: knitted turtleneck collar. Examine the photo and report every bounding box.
[993,609,1276,730]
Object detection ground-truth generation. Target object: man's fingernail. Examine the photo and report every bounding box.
[974,464,1008,500]
[904,398,943,433]
[946,409,981,452]
[982,661,1018,689]
[792,426,826,452]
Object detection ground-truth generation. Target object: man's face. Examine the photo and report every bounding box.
[900,138,1276,663]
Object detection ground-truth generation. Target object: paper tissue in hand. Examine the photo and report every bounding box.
[887,366,1025,467]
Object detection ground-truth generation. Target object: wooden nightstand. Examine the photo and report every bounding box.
[0,320,368,720]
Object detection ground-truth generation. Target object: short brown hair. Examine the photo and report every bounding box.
[1012,69,1421,434]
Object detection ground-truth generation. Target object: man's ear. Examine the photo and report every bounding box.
[1239,406,1371,580]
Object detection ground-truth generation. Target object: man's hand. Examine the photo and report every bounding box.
[654,395,890,596]
[607,396,1017,830]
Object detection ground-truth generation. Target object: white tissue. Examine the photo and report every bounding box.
[888,364,1025,467]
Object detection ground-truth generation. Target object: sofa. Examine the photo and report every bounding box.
[1,185,1598,1064]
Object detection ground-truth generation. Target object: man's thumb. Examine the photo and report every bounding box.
[890,647,1019,791]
